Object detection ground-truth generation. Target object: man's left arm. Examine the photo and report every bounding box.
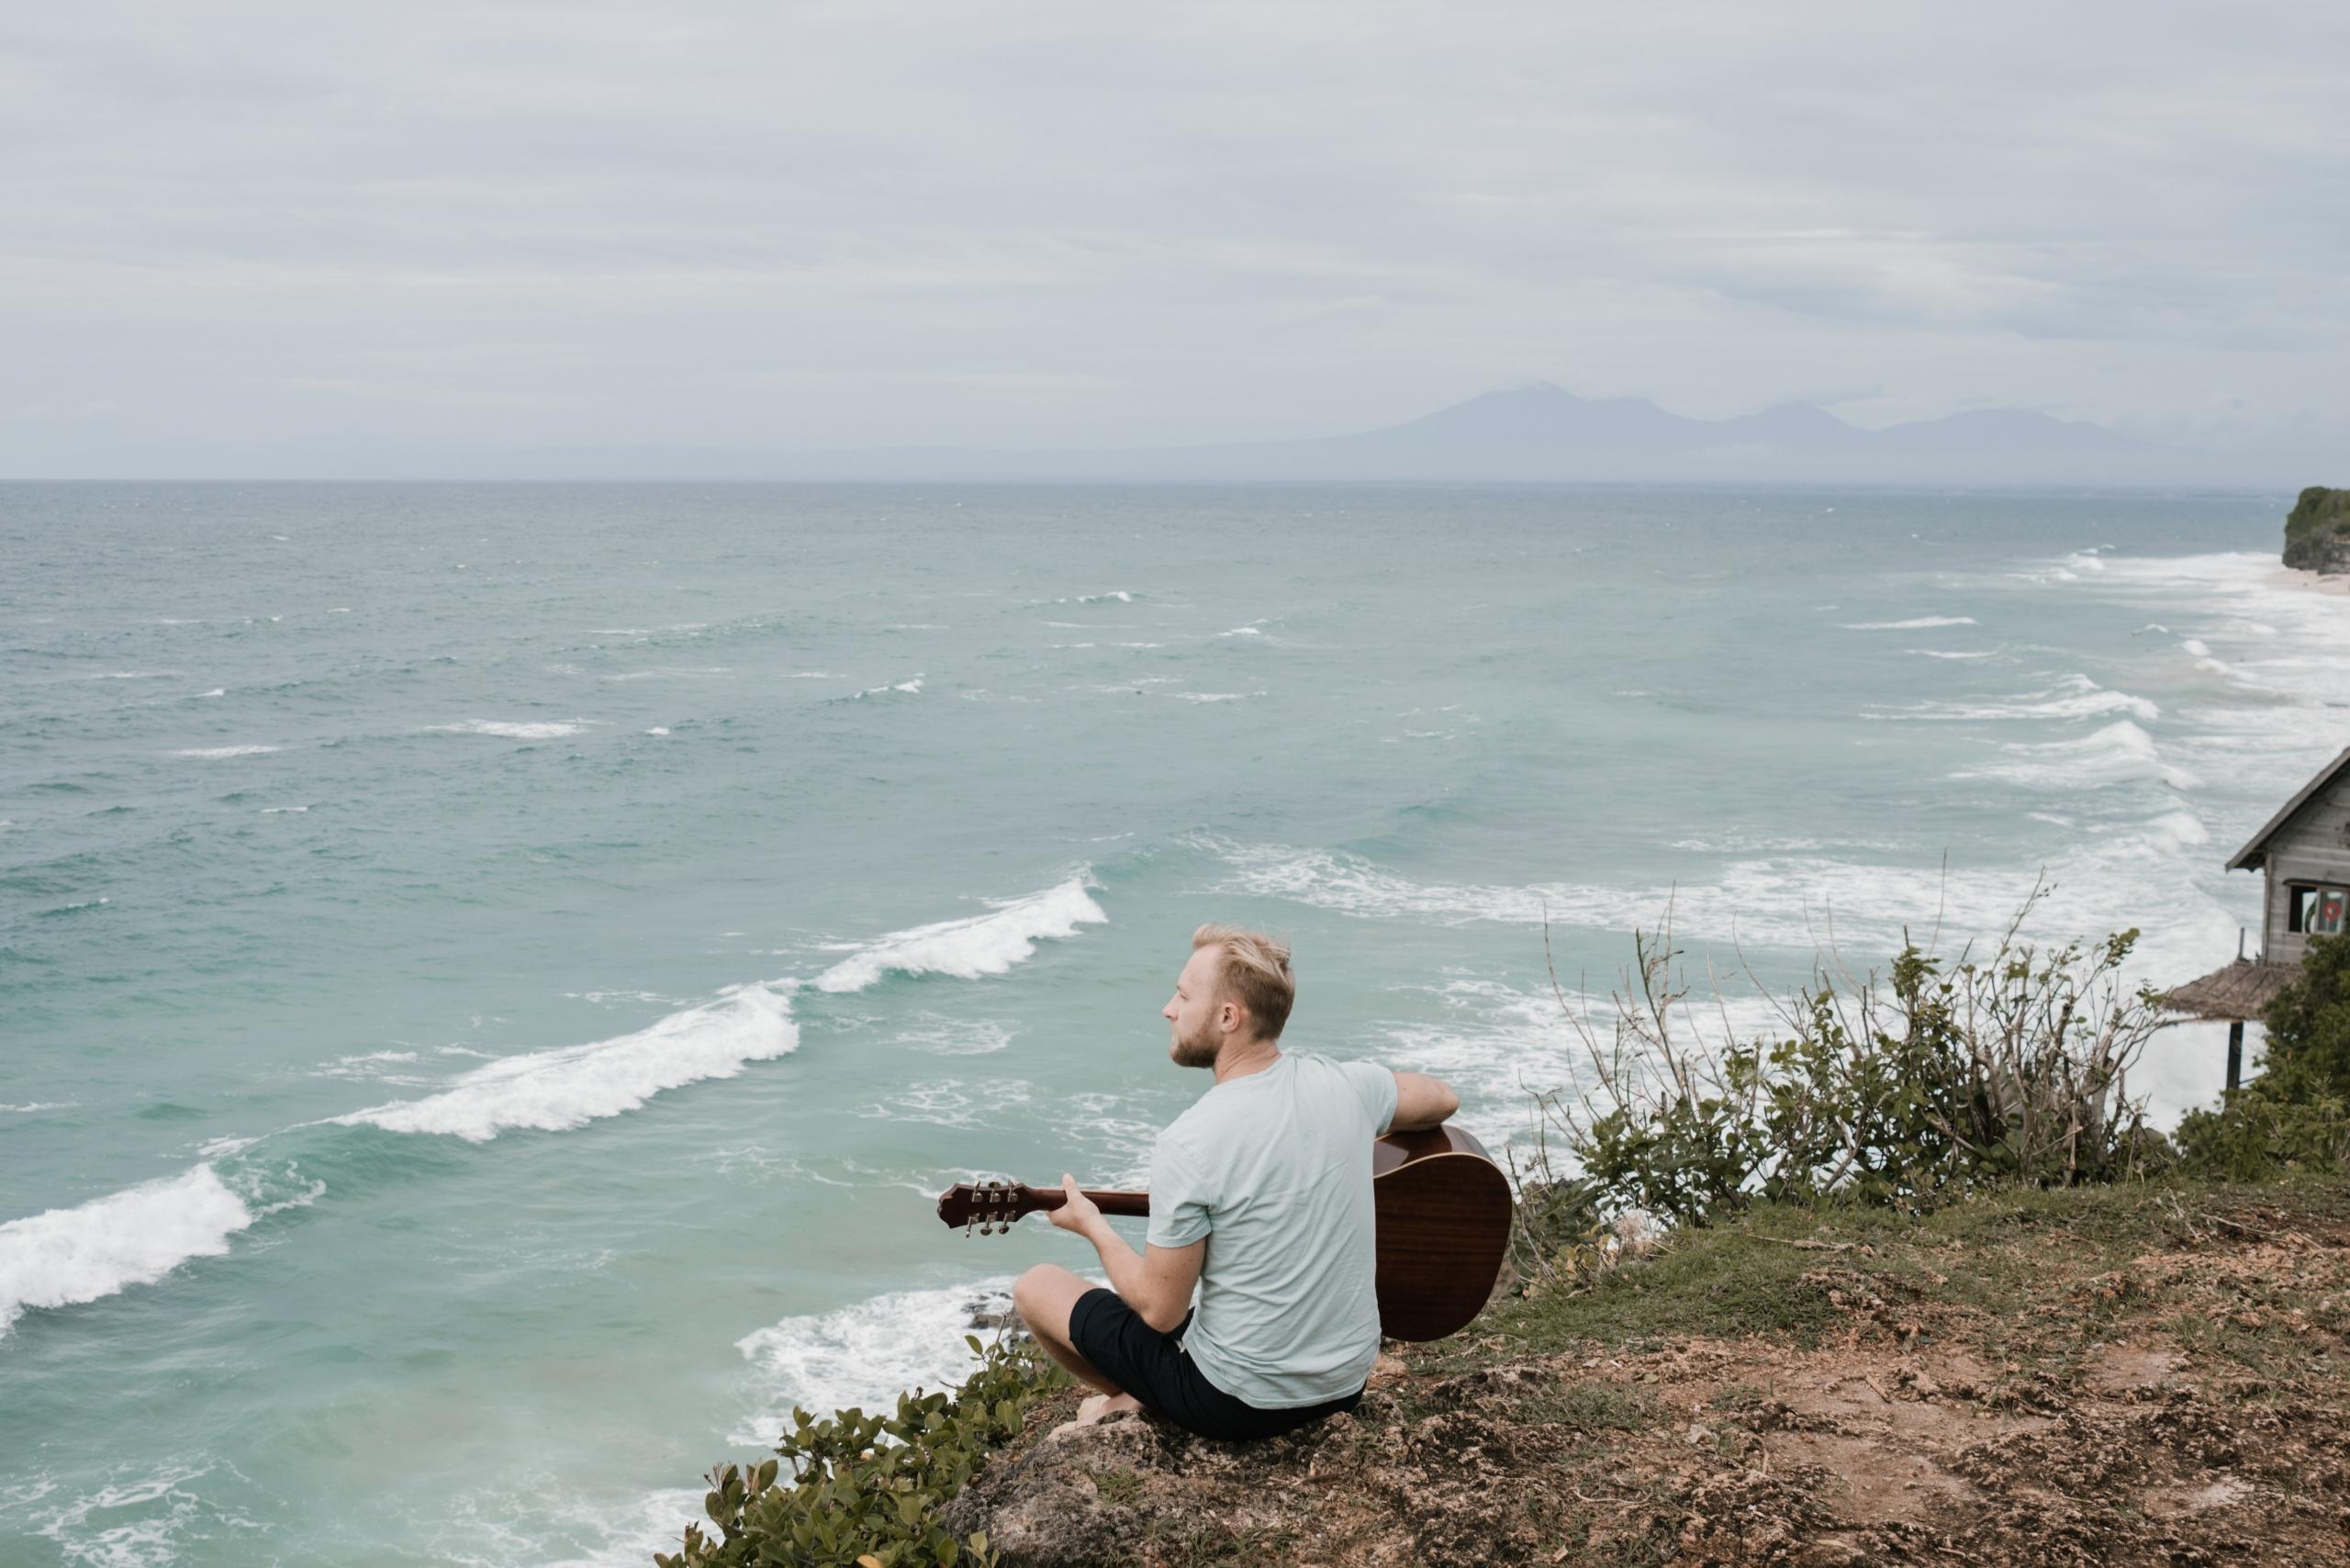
[1389,1070,1459,1131]
[1049,1175,1203,1333]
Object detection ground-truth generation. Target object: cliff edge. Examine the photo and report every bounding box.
[943,1177,2350,1567]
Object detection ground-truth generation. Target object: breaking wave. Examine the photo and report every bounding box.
[336,984,798,1142]
[1,1166,256,1338]
[814,877,1107,993]
[733,1280,1017,1446]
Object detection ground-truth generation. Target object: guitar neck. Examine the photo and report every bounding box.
[1030,1186,1150,1219]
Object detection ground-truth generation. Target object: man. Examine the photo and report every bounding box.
[1012,924,1460,1440]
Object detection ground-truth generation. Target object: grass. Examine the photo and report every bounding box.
[1427,1171,2350,1372]
[1508,1380,1656,1432]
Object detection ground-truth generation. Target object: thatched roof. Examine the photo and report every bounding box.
[2161,959,2298,1023]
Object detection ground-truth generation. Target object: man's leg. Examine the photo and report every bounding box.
[1012,1264,1143,1422]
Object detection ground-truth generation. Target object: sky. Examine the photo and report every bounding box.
[3,1,2346,475]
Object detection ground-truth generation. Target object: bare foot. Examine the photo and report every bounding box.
[1062,1392,1143,1430]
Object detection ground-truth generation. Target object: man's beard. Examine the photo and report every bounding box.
[1169,1017,1221,1069]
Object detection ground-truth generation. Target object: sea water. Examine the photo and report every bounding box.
[2,482,2342,1565]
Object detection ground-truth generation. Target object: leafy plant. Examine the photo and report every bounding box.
[1523,883,2169,1226]
[657,1334,1058,1568]
[2177,932,2350,1178]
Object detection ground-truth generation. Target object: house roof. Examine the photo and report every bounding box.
[2161,958,2298,1022]
[2226,743,2350,871]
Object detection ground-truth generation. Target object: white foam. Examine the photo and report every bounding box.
[645,727,670,736]
[426,720,596,740]
[1,1102,74,1114]
[22,1459,257,1568]
[894,1016,1015,1055]
[814,877,1107,993]
[845,675,925,700]
[1906,648,1994,660]
[1218,626,1264,637]
[95,670,181,680]
[1841,616,1978,630]
[337,984,797,1141]
[171,745,281,759]
[197,689,225,698]
[259,804,308,813]
[0,1166,254,1338]
[1872,675,2160,723]
[733,1279,1017,1445]
[1178,690,1266,702]
[1957,720,2199,790]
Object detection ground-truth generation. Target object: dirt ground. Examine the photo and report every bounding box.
[945,1182,2350,1566]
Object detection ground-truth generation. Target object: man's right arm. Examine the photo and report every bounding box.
[1390,1070,1459,1131]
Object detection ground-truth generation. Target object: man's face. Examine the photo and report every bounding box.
[1163,947,1227,1069]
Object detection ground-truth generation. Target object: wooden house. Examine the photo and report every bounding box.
[2165,743,2350,1086]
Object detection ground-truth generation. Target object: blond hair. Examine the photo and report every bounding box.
[1191,924,1295,1041]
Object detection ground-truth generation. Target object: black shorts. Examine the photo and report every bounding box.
[1066,1287,1365,1442]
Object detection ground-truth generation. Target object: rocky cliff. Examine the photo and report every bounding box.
[2285,486,2350,574]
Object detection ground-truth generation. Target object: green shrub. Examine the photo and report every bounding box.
[1527,887,2168,1225]
[657,1335,1058,1568]
[2177,933,2350,1178]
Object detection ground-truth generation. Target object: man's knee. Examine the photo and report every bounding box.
[1013,1263,1082,1334]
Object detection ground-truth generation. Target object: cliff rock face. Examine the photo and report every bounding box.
[2285,486,2350,574]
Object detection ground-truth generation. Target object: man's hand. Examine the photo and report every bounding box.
[1048,1174,1101,1235]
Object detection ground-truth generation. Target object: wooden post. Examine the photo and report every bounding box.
[2226,1020,2244,1092]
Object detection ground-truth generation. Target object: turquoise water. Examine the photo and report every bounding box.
[3,482,2341,1565]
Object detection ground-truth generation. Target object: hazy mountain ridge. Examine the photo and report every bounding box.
[36,383,2268,485]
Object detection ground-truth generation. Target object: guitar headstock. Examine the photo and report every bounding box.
[935,1178,1038,1235]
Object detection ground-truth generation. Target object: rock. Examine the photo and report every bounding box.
[2284,486,2350,575]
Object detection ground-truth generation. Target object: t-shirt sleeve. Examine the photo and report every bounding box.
[1146,1128,1214,1249]
[1337,1058,1399,1137]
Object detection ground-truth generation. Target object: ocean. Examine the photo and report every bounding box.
[2,481,2341,1566]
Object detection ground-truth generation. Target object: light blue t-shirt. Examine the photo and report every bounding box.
[1146,1050,1398,1409]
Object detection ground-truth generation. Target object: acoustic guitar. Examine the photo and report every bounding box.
[934,1122,1513,1341]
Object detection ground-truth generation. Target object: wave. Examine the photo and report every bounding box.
[840,675,925,700]
[814,877,1107,993]
[0,1165,256,1338]
[1056,590,1135,604]
[1957,720,2199,791]
[1872,675,2159,724]
[335,984,797,1141]
[426,720,596,740]
[1907,649,1994,660]
[1205,832,2235,979]
[1841,616,1978,630]
[732,1280,1016,1445]
[171,745,282,759]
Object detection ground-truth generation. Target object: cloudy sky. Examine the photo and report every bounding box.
[4,1,2345,473]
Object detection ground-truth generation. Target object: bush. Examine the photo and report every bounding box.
[657,1335,1058,1568]
[2178,932,2350,1177]
[1523,886,2168,1226]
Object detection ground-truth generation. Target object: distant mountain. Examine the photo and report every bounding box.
[43,382,2233,484]
[755,382,2167,485]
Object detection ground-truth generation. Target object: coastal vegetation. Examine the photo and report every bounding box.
[2285,485,2350,574]
[656,1336,1058,1568]
[666,925,2350,1566]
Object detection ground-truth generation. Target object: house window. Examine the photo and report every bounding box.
[2289,885,2349,936]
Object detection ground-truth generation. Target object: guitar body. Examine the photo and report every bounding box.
[1369,1125,1514,1340]
[936,1121,1515,1343]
